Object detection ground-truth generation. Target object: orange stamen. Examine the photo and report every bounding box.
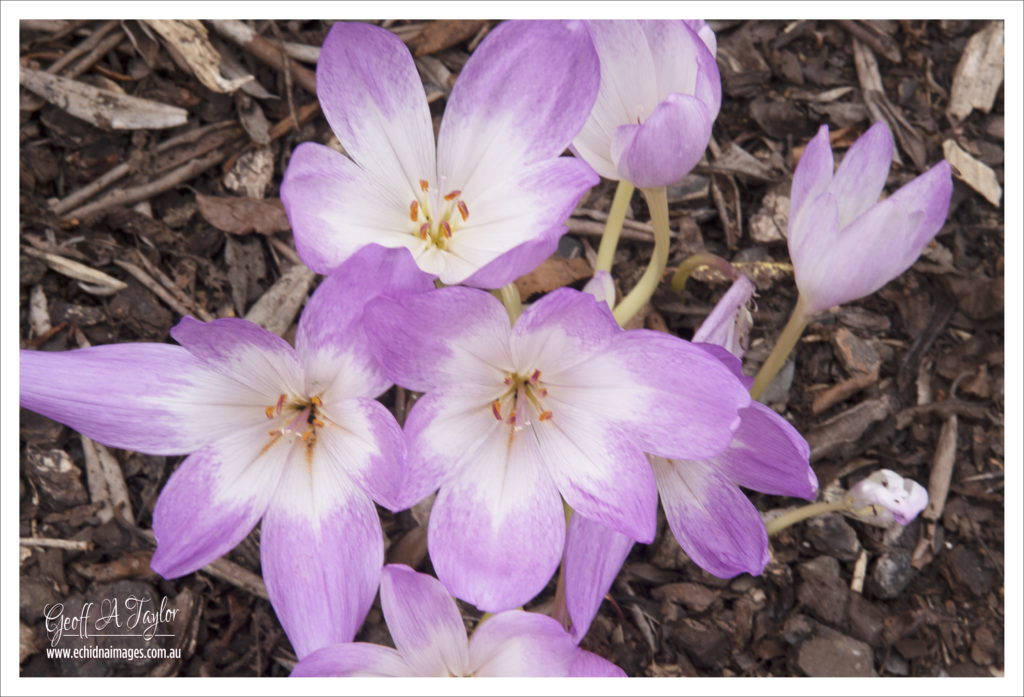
[312,418,325,429]
[539,411,553,421]
[529,370,541,384]
[539,388,548,397]
[491,400,503,421]
[457,200,469,221]
[265,406,275,420]
[301,429,314,443]
[275,393,287,414]
[441,220,452,239]
[419,179,430,192]
[419,223,430,240]
[443,189,462,201]
[311,395,322,408]
[409,200,419,221]
[503,376,514,386]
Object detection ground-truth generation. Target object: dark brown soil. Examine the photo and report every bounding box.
[18,19,1006,679]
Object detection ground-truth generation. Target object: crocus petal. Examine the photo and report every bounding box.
[683,19,717,56]
[469,612,581,677]
[531,403,657,543]
[454,157,599,289]
[260,448,384,659]
[571,21,659,181]
[170,316,304,399]
[611,92,712,188]
[291,643,411,677]
[582,270,616,310]
[568,648,628,677]
[396,385,505,510]
[20,344,236,455]
[151,421,288,578]
[564,514,634,643]
[653,456,770,578]
[886,159,954,247]
[789,191,839,305]
[831,121,894,229]
[281,142,419,275]
[510,287,620,376]
[315,22,435,200]
[642,20,720,120]
[380,565,470,677]
[428,426,565,612]
[297,245,433,399]
[711,402,817,500]
[788,124,834,249]
[317,398,406,511]
[365,287,512,393]
[437,20,599,194]
[692,274,756,358]
[552,329,749,459]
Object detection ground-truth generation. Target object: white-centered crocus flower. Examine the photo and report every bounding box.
[363,285,751,612]
[19,247,430,659]
[281,20,600,288]
[849,469,929,525]
[789,122,953,314]
[292,564,624,677]
[561,276,817,642]
[571,20,721,188]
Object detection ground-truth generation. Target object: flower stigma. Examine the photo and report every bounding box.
[263,392,329,466]
[409,177,469,250]
[490,369,553,438]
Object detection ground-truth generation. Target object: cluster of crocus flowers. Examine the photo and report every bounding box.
[19,247,430,659]
[17,18,960,677]
[282,20,600,288]
[293,565,624,677]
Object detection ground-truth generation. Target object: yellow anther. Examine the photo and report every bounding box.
[312,418,325,429]
[301,429,314,443]
[419,223,430,240]
[491,400,503,421]
[441,220,452,239]
[444,189,462,201]
[457,200,469,221]
[419,179,430,192]
[265,406,275,420]
[539,411,553,421]
[275,393,287,414]
[311,395,322,408]
[409,200,419,222]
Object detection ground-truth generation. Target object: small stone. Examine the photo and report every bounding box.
[847,592,887,647]
[868,548,915,599]
[798,564,849,626]
[798,554,841,579]
[670,618,730,670]
[804,513,863,562]
[652,582,717,614]
[797,634,877,677]
[884,653,909,676]
[970,626,996,666]
[781,613,814,645]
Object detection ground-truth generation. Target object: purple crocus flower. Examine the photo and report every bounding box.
[19,247,430,659]
[292,564,624,677]
[571,20,721,188]
[849,469,928,525]
[789,122,953,314]
[364,286,751,612]
[281,20,600,289]
[562,279,816,641]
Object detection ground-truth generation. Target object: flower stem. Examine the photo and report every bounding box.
[670,251,740,297]
[765,499,851,536]
[612,186,670,327]
[595,180,635,274]
[749,294,810,401]
[549,500,574,629]
[493,283,523,324]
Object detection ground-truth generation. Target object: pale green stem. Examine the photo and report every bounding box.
[612,187,670,327]
[749,294,810,401]
[595,179,635,274]
[765,499,850,536]
[549,500,575,628]
[492,283,523,324]
[670,252,740,297]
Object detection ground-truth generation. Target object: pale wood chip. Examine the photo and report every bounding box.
[144,20,254,93]
[922,415,957,521]
[943,139,1003,207]
[19,66,188,130]
[244,264,317,338]
[947,21,1004,124]
[21,245,127,292]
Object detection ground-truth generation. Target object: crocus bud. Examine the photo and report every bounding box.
[849,469,929,525]
[571,20,721,188]
[788,122,953,314]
